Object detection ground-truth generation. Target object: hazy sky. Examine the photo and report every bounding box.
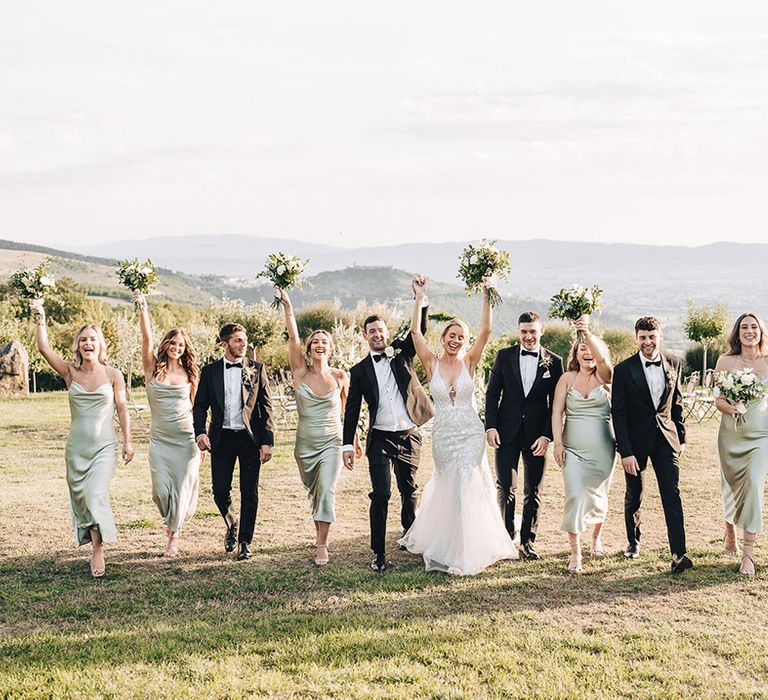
[3,1,768,249]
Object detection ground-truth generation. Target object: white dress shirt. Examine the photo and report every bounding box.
[640,352,665,409]
[370,351,415,432]
[519,345,541,396]
[342,351,415,453]
[222,360,246,430]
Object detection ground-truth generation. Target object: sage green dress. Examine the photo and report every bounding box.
[561,385,616,533]
[718,395,768,534]
[294,383,343,523]
[66,381,119,545]
[147,380,200,533]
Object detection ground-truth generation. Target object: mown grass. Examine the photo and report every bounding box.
[1,391,767,698]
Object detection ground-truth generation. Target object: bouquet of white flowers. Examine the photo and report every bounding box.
[457,240,511,307]
[257,252,309,309]
[714,367,768,427]
[8,261,56,300]
[116,258,159,306]
[548,284,603,342]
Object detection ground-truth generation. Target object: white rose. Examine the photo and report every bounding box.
[39,276,54,287]
[384,346,395,359]
[741,373,755,386]
[140,266,153,275]
[721,376,735,390]
[277,264,287,276]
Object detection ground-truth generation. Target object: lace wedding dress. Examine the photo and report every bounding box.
[399,362,518,574]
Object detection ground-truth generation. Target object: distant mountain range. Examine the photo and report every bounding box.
[73,234,766,325]
[4,235,765,351]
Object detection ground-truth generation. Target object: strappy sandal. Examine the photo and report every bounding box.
[723,527,739,557]
[315,544,329,566]
[90,547,105,578]
[739,539,756,576]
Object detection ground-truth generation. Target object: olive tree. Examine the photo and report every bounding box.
[683,301,729,378]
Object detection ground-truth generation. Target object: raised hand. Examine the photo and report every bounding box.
[412,274,426,298]
[29,298,45,319]
[573,315,590,337]
[132,291,147,310]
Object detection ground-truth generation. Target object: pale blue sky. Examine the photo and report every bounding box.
[2,1,768,248]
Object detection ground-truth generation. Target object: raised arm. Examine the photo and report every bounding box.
[551,373,570,468]
[278,290,307,384]
[133,292,156,379]
[29,299,71,381]
[574,317,613,385]
[410,275,436,380]
[466,288,492,373]
[109,367,134,463]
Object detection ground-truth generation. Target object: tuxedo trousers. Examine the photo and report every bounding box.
[623,432,686,556]
[494,426,546,545]
[367,428,421,555]
[211,429,261,544]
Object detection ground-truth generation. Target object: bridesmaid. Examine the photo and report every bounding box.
[715,312,768,576]
[278,290,352,566]
[552,316,615,573]
[134,292,201,557]
[30,299,134,577]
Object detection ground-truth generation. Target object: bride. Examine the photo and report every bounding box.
[399,275,518,575]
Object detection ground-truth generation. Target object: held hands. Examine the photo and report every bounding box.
[123,443,135,464]
[553,443,565,468]
[622,455,640,476]
[486,428,501,449]
[531,436,549,457]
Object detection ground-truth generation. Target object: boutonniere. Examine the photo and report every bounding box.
[384,346,402,360]
[241,365,257,385]
[539,353,552,370]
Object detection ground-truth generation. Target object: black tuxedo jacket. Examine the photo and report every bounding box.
[192,357,274,451]
[343,306,435,451]
[484,344,564,444]
[611,352,686,461]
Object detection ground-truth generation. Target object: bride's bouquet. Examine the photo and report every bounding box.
[548,284,603,342]
[9,261,56,300]
[257,252,309,309]
[116,258,159,306]
[457,240,510,307]
[714,367,768,427]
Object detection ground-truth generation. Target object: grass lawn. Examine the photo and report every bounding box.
[1,390,767,698]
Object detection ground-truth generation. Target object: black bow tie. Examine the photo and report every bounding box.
[645,360,661,368]
[372,353,385,363]
[225,362,242,370]
[521,350,538,357]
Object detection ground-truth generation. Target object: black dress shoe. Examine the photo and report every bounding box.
[398,544,407,551]
[624,542,641,559]
[671,553,693,574]
[521,542,540,561]
[225,523,238,553]
[371,554,391,573]
[236,542,252,561]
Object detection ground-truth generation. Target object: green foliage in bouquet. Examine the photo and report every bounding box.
[457,240,510,307]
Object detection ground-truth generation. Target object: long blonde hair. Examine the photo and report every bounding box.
[71,324,108,367]
[304,329,334,363]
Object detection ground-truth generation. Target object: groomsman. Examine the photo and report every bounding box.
[611,316,692,573]
[193,323,274,561]
[485,311,563,560]
[342,295,434,573]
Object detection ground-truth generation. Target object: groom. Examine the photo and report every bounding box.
[193,323,274,562]
[342,298,434,573]
[611,316,692,573]
[485,311,563,560]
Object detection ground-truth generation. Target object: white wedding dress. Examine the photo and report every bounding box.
[399,361,519,575]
